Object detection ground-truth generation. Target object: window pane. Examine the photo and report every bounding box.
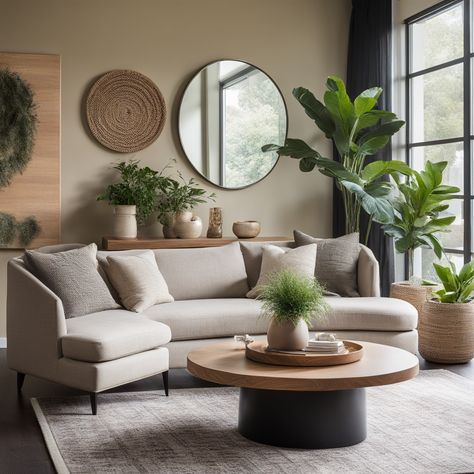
[410,3,463,73]
[420,249,464,280]
[439,198,464,249]
[410,142,464,192]
[411,63,463,142]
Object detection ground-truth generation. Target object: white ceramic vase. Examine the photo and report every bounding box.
[113,205,137,240]
[174,211,202,239]
[267,319,309,351]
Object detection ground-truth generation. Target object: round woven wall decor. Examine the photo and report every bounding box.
[86,70,166,152]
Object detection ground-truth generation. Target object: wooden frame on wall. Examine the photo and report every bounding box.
[0,52,61,249]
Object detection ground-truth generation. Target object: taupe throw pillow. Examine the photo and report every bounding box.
[105,251,174,312]
[24,243,120,319]
[293,230,360,297]
[247,244,317,298]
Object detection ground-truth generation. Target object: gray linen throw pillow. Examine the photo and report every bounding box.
[293,230,360,297]
[24,243,120,318]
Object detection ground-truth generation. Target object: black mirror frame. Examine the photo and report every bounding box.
[177,59,289,191]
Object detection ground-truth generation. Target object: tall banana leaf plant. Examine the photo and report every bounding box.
[263,76,410,243]
[383,161,460,280]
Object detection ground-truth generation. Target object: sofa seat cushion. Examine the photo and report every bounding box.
[314,297,418,332]
[143,299,268,341]
[62,311,171,363]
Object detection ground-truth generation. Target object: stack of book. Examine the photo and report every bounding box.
[304,339,345,354]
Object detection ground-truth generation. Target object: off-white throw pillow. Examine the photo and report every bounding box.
[105,251,174,312]
[24,243,120,319]
[247,244,317,298]
[293,230,360,297]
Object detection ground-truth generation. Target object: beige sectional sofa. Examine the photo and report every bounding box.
[7,241,418,385]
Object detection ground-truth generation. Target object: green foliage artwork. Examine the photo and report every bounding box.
[0,68,41,247]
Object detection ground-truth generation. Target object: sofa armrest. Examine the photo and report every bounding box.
[7,258,67,375]
[357,245,380,297]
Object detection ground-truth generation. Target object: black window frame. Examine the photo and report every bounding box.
[405,0,472,275]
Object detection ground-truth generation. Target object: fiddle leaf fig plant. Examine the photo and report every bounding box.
[263,76,409,242]
[432,261,474,303]
[382,160,460,280]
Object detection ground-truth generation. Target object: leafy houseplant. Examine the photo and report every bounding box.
[383,160,460,281]
[259,270,329,351]
[263,76,410,242]
[156,171,216,239]
[418,261,474,364]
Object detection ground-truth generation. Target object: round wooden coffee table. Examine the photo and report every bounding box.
[187,340,419,449]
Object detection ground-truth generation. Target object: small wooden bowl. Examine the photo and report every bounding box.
[232,221,261,238]
[245,340,364,367]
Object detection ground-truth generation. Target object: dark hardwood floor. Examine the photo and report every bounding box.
[0,348,472,473]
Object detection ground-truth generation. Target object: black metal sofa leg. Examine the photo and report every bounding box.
[162,371,169,396]
[17,372,25,393]
[90,393,97,415]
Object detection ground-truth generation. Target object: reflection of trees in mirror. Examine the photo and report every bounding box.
[224,71,285,188]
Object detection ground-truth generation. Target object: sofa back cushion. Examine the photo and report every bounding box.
[153,242,249,300]
[239,241,294,289]
[24,243,120,318]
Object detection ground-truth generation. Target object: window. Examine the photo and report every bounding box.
[406,0,471,280]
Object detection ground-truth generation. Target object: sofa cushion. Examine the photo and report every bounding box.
[153,242,249,300]
[142,296,417,341]
[143,299,268,340]
[104,251,174,312]
[239,241,293,288]
[62,310,171,362]
[314,297,418,332]
[293,230,360,297]
[247,244,317,298]
[24,243,120,319]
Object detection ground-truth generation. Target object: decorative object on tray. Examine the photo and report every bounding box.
[0,53,60,249]
[156,165,215,239]
[245,340,363,367]
[207,207,223,238]
[86,69,166,152]
[258,269,329,351]
[232,220,261,239]
[304,332,345,353]
[97,160,169,239]
[173,211,202,239]
[419,261,474,363]
[234,334,255,346]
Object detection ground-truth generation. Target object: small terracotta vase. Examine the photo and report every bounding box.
[112,205,137,240]
[267,319,309,351]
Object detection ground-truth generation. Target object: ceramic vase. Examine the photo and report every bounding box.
[267,319,309,351]
[207,207,223,238]
[113,205,137,240]
[162,212,177,239]
[232,220,261,239]
[174,211,203,239]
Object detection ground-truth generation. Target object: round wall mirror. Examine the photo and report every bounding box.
[178,60,287,189]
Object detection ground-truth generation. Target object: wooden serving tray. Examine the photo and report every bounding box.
[245,340,364,367]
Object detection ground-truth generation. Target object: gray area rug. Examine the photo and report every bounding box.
[32,370,474,474]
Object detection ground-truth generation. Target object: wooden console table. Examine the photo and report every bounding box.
[102,236,291,251]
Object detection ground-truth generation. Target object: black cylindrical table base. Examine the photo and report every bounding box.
[238,387,367,449]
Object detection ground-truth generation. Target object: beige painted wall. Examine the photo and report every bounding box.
[0,0,351,338]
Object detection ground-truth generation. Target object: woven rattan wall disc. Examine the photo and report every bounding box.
[86,70,166,152]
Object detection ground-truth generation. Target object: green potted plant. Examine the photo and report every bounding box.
[156,171,216,239]
[259,270,329,351]
[419,261,474,363]
[262,76,410,243]
[383,160,460,313]
[97,160,167,239]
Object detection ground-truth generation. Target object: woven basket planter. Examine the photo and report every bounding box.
[419,300,474,364]
[390,282,433,320]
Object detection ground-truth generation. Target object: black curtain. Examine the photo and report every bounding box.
[333,0,394,296]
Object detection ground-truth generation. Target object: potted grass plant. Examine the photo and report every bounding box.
[419,261,474,363]
[259,270,329,351]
